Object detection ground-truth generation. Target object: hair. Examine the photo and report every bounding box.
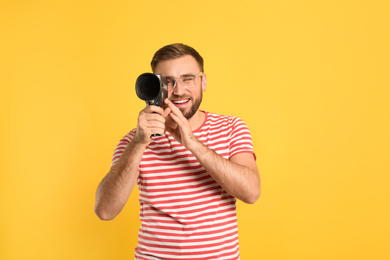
[151,43,204,72]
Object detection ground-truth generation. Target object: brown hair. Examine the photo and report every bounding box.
[151,43,204,72]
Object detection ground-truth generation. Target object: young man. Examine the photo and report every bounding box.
[95,43,260,260]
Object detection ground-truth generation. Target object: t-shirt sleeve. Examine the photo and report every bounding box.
[228,116,256,160]
[111,129,137,167]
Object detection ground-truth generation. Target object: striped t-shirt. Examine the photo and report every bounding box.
[111,111,255,260]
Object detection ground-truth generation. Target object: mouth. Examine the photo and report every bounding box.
[172,99,190,106]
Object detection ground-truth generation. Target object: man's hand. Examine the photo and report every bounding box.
[164,99,199,149]
[133,105,171,145]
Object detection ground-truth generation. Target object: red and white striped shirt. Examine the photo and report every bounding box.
[112,111,256,260]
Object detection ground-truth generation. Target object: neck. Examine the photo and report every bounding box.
[188,110,205,131]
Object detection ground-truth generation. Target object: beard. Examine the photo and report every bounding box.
[182,90,203,119]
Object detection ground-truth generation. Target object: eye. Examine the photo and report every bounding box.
[182,76,195,82]
[163,78,174,85]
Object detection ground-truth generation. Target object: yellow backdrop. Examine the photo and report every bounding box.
[1,0,389,259]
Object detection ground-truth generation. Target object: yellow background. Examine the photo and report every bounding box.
[1,0,389,259]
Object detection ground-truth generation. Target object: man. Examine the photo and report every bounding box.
[95,43,260,260]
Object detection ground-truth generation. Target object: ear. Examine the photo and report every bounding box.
[201,73,207,92]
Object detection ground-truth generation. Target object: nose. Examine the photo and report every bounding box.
[172,79,186,96]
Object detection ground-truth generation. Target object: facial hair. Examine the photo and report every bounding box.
[183,90,203,119]
[165,84,203,120]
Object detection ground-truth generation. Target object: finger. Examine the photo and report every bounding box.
[140,122,165,136]
[150,127,165,136]
[169,113,190,133]
[162,107,172,118]
[139,111,166,126]
[145,113,166,124]
[164,99,180,113]
[143,105,164,115]
[164,99,186,121]
[138,114,166,136]
[165,114,177,128]
[143,113,167,128]
[169,111,180,123]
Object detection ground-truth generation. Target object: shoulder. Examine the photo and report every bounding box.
[117,129,137,144]
[111,129,137,166]
[204,111,247,127]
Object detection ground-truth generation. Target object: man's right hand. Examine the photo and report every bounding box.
[133,105,171,145]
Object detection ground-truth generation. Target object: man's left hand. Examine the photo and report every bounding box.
[164,98,199,150]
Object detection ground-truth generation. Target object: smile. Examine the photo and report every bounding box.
[172,99,190,104]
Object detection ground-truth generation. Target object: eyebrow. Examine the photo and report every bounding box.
[163,73,195,79]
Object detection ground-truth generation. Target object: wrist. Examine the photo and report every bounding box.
[132,130,152,146]
[187,137,207,157]
[130,136,150,149]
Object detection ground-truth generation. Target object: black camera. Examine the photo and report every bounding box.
[135,73,164,107]
[135,73,165,137]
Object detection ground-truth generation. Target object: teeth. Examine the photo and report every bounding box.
[173,99,189,104]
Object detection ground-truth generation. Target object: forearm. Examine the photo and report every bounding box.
[95,141,147,220]
[189,140,260,204]
[163,99,260,203]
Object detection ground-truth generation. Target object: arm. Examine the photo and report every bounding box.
[94,105,171,220]
[191,142,260,204]
[164,99,260,204]
[94,140,147,220]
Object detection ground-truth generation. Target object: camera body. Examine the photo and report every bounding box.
[135,73,165,137]
[135,73,164,107]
